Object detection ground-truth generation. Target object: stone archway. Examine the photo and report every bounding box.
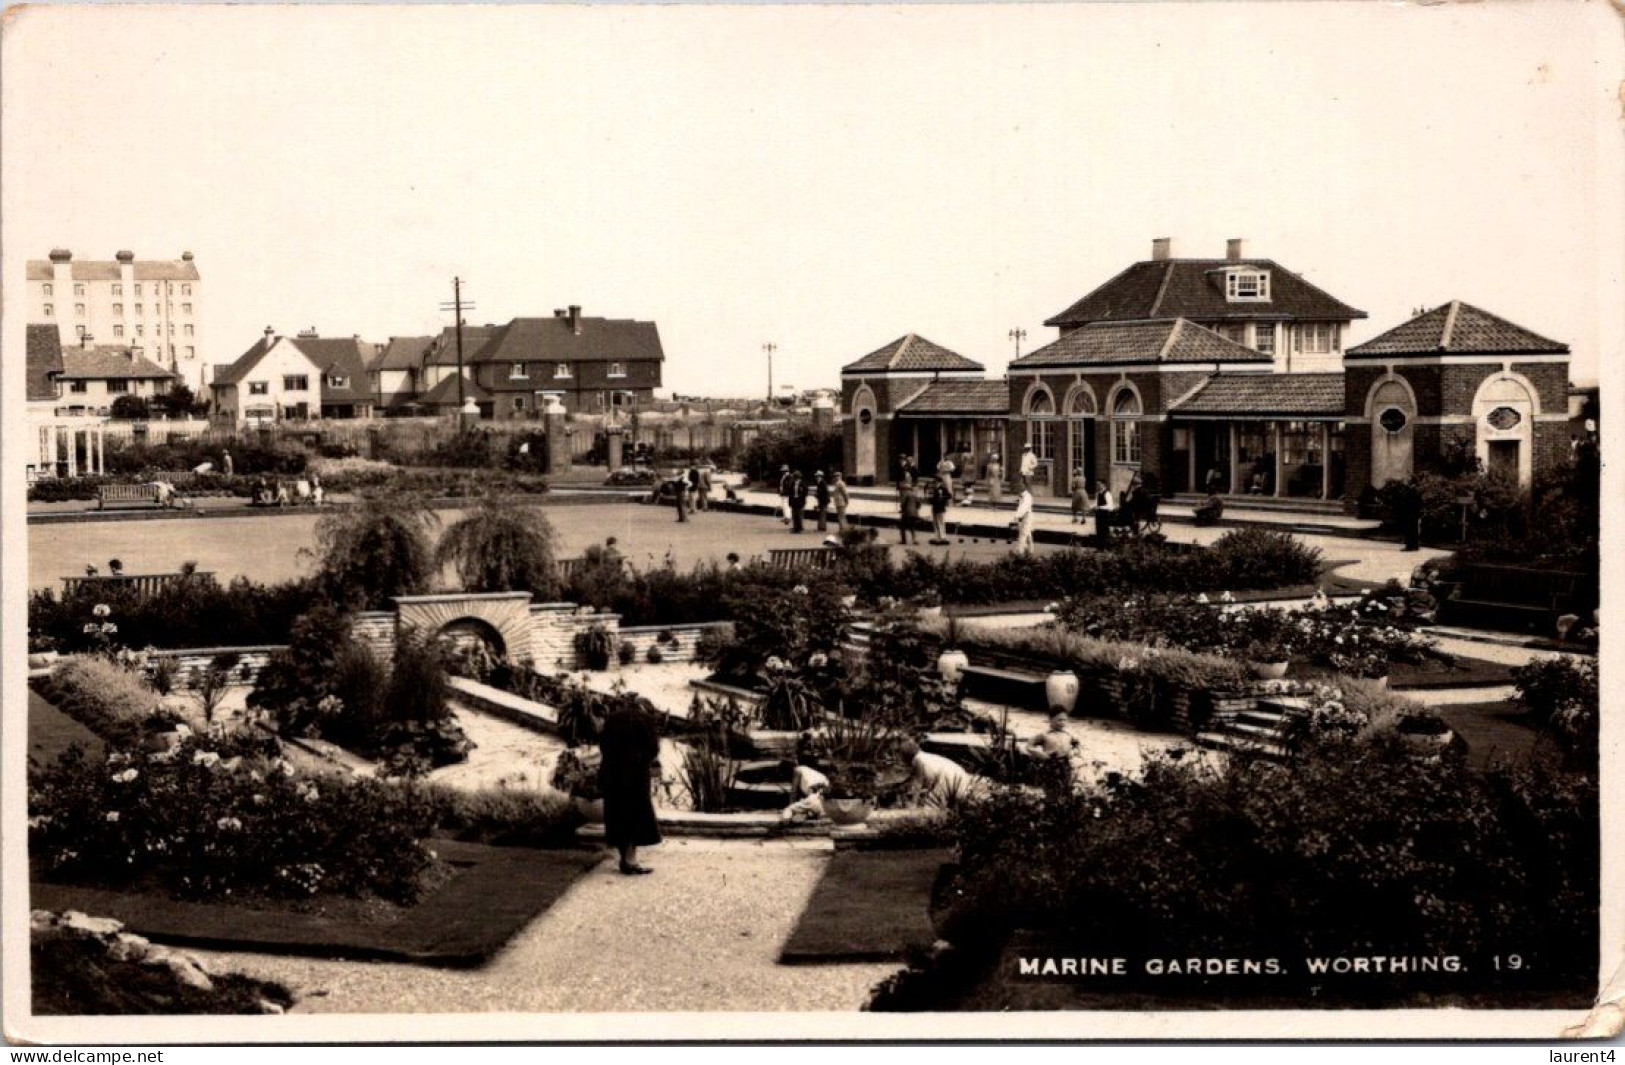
[851,384,878,480]
[436,616,507,658]
[1473,373,1537,489]
[393,592,536,664]
[1366,377,1416,488]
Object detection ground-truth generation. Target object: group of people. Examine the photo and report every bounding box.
[248,473,325,508]
[665,463,715,522]
[1069,469,1157,541]
[775,466,851,534]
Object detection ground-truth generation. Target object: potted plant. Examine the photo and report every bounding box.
[1045,670,1081,714]
[575,624,618,671]
[822,763,878,825]
[1245,638,1292,680]
[937,615,969,685]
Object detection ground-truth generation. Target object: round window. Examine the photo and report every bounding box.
[858,409,873,426]
[1486,406,1522,431]
[1378,407,1409,433]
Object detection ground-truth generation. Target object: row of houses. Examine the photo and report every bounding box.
[208,305,664,425]
[841,238,1579,508]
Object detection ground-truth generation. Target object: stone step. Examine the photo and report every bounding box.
[1194,730,1289,760]
[962,663,1049,709]
[1168,493,1347,516]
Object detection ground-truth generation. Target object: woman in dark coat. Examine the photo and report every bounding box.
[598,704,662,874]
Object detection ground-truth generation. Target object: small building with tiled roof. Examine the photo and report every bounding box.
[461,307,664,419]
[49,338,176,416]
[841,239,1575,509]
[840,334,1004,484]
[371,335,435,411]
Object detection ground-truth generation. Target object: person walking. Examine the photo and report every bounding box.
[1018,443,1039,489]
[813,471,831,532]
[929,478,951,545]
[221,449,234,477]
[790,469,808,534]
[1069,467,1089,524]
[1397,477,1423,551]
[898,480,921,544]
[696,464,712,511]
[935,455,956,500]
[598,702,662,875]
[830,470,850,531]
[1011,486,1035,555]
[686,465,701,514]
[1092,479,1116,546]
[777,465,794,524]
[986,452,1004,505]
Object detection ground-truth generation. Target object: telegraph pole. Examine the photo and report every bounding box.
[1008,328,1028,359]
[763,342,777,406]
[439,278,476,426]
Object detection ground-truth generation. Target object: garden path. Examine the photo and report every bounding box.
[189,838,899,1015]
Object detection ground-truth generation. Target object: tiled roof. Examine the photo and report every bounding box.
[469,317,665,365]
[1011,319,1271,369]
[422,326,500,366]
[58,345,175,380]
[286,337,375,405]
[27,258,200,282]
[418,371,492,407]
[1171,372,1345,417]
[841,334,984,374]
[210,338,273,388]
[895,379,1011,417]
[26,324,63,401]
[1345,301,1568,358]
[1044,259,1365,328]
[375,335,433,371]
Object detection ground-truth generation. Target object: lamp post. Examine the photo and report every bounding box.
[762,343,777,407]
[1008,328,1027,359]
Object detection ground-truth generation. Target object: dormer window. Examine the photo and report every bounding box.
[1225,269,1270,301]
[328,374,348,388]
[510,362,529,380]
[553,362,572,379]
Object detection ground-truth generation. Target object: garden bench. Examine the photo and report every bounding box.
[95,483,164,510]
[768,547,839,571]
[1436,564,1583,633]
[61,571,213,597]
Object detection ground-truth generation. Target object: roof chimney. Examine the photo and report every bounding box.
[554,308,567,318]
[181,251,194,261]
[568,305,582,335]
[1227,238,1246,262]
[48,248,72,263]
[264,326,276,347]
[1151,238,1172,262]
[115,250,134,263]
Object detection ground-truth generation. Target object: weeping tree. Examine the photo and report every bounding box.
[308,492,439,609]
[434,493,559,598]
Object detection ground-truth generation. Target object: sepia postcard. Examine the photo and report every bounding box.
[2,0,1621,1045]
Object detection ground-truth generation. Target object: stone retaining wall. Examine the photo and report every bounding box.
[615,622,731,666]
[146,646,284,691]
[529,603,621,672]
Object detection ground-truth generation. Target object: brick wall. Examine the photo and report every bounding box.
[350,611,397,662]
[145,646,284,691]
[529,603,621,671]
[616,622,733,665]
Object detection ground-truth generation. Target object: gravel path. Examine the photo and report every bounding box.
[191,839,899,1013]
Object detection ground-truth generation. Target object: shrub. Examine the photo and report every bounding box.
[645,644,665,664]
[739,423,843,484]
[309,492,438,609]
[434,494,558,598]
[913,734,1599,1006]
[35,657,175,747]
[29,574,320,655]
[575,624,618,671]
[418,784,581,847]
[1512,656,1598,768]
[30,737,436,903]
[1207,528,1323,588]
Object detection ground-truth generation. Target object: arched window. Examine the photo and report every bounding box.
[1110,387,1142,465]
[1026,388,1056,461]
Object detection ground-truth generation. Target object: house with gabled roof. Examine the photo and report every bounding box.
[210,327,375,424]
[53,339,177,416]
[463,306,664,419]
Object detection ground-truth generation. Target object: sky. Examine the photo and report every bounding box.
[3,2,1620,396]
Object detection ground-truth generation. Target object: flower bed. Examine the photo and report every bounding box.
[30,575,320,654]
[29,734,436,903]
[30,656,179,748]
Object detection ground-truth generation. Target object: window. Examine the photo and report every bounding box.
[1111,388,1142,465]
[510,362,529,380]
[249,381,270,395]
[608,362,626,378]
[554,362,571,379]
[185,346,195,358]
[1026,390,1055,461]
[1296,323,1338,354]
[1212,322,1245,344]
[181,303,192,315]
[283,375,308,391]
[73,283,85,297]
[133,346,143,357]
[42,283,52,296]
[134,284,142,296]
[1225,270,1270,301]
[135,304,143,316]
[69,381,87,393]
[512,396,527,412]
[328,374,348,388]
[111,284,122,296]
[76,325,87,339]
[106,379,129,394]
[1255,323,1275,355]
[113,303,124,316]
[113,325,125,338]
[181,284,192,296]
[168,323,175,335]
[135,325,144,337]
[75,304,86,317]
[42,304,53,317]
[183,324,194,336]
